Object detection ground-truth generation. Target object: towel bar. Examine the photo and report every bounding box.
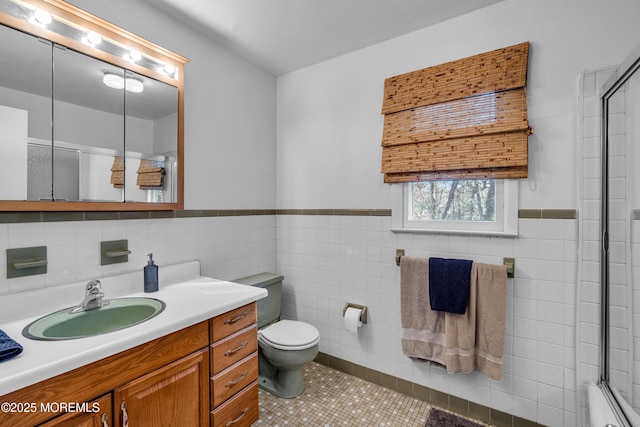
[6,246,48,278]
[503,257,515,278]
[101,239,131,265]
[13,258,48,269]
[395,250,515,278]
[104,249,132,258]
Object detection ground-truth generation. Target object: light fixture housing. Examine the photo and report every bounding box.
[103,72,144,93]
[125,77,144,93]
[103,72,124,89]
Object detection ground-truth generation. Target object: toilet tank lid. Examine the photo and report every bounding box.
[233,272,284,288]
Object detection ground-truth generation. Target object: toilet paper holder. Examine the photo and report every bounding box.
[343,303,368,324]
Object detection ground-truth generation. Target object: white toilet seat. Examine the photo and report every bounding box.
[259,320,320,350]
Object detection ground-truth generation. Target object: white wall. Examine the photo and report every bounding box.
[275,1,640,426]
[68,0,277,210]
[276,0,640,210]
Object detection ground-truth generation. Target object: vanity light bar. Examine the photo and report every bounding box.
[0,0,180,80]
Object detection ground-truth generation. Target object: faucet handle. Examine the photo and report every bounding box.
[86,279,102,293]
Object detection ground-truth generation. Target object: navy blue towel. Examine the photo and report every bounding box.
[429,257,473,314]
[0,329,23,363]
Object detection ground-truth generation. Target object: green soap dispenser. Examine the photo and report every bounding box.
[144,253,158,293]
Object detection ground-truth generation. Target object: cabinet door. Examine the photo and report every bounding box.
[114,348,209,427]
[0,23,52,201]
[39,393,112,427]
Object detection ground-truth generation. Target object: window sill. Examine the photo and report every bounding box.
[390,227,518,237]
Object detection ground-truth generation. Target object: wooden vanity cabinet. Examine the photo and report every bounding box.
[1,302,262,427]
[209,302,259,427]
[38,393,112,427]
[113,348,209,427]
[0,303,258,427]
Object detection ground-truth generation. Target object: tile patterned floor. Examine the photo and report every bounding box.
[253,362,491,426]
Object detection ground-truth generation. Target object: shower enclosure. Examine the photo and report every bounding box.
[600,42,640,426]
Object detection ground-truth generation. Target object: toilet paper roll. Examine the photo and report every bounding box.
[344,307,363,334]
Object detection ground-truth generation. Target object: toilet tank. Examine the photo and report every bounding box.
[233,272,283,329]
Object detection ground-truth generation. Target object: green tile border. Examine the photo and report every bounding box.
[0,208,576,224]
[276,208,392,216]
[0,209,280,223]
[314,352,546,427]
[518,209,576,219]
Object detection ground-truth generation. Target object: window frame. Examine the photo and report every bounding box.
[391,179,519,236]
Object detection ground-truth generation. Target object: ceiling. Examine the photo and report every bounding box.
[144,0,505,76]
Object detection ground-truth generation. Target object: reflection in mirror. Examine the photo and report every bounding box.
[0,23,52,200]
[53,43,125,202]
[602,47,640,425]
[124,70,178,203]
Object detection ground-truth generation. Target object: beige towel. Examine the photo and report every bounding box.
[444,262,507,380]
[400,256,446,366]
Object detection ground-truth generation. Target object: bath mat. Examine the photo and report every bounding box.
[425,408,483,427]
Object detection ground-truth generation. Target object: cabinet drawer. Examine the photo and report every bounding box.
[211,353,258,409]
[211,381,259,427]
[211,326,258,375]
[211,302,257,342]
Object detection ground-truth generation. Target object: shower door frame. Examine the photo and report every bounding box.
[600,45,640,427]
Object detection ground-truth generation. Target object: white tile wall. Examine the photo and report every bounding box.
[277,213,578,426]
[0,215,277,296]
[578,67,616,425]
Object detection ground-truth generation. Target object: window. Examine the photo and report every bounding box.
[393,179,518,235]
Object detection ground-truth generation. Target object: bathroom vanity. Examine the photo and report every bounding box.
[0,261,266,427]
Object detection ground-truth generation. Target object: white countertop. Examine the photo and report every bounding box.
[0,261,267,396]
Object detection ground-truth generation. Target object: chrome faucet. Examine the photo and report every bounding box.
[69,280,109,313]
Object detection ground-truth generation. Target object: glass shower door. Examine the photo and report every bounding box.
[602,47,640,426]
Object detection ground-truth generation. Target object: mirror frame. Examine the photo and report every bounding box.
[0,0,187,211]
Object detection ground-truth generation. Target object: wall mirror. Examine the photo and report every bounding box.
[601,43,640,426]
[0,0,187,211]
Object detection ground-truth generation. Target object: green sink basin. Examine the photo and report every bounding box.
[22,297,165,341]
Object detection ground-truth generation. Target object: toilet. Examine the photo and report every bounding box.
[233,272,320,398]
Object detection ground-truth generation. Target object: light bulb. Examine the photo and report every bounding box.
[163,63,175,75]
[29,9,52,26]
[34,9,52,25]
[86,31,102,46]
[129,49,142,61]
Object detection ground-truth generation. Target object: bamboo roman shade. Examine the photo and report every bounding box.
[110,156,124,188]
[137,159,165,190]
[381,42,531,183]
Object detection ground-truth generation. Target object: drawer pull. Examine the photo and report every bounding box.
[121,401,129,427]
[225,370,249,387]
[225,408,249,426]
[101,412,109,427]
[224,311,248,325]
[225,341,248,356]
